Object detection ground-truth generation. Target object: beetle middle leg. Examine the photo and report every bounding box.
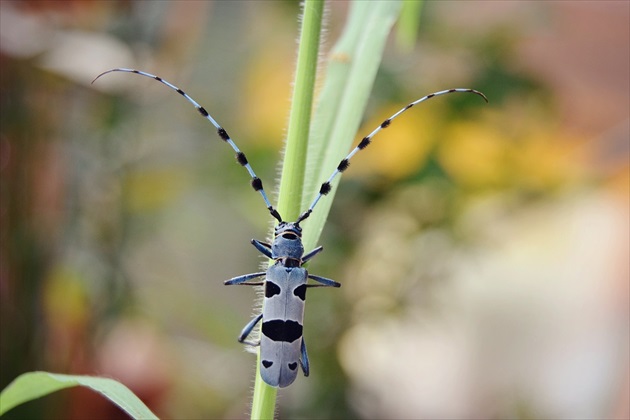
[237,313,263,346]
[300,338,310,377]
[225,272,266,286]
[307,274,341,288]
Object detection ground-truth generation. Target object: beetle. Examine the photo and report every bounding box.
[93,68,487,387]
[224,221,340,388]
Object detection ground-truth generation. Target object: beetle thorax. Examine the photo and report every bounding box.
[271,222,304,261]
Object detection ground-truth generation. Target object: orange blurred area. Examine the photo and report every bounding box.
[1,1,628,419]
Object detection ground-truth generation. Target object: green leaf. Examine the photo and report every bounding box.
[0,371,158,419]
[300,0,403,251]
[396,0,424,51]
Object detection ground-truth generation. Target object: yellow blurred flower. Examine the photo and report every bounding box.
[439,107,583,192]
[125,167,191,213]
[345,104,440,181]
[511,129,580,191]
[439,118,506,189]
[241,51,294,148]
[43,265,89,330]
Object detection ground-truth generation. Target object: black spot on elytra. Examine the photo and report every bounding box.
[265,281,281,298]
[262,360,273,368]
[262,320,303,343]
[293,284,307,301]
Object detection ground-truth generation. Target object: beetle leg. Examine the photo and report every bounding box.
[300,338,310,377]
[302,246,323,263]
[307,274,341,288]
[224,272,266,286]
[237,313,263,346]
[252,239,273,258]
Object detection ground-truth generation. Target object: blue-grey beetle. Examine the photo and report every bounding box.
[93,68,487,388]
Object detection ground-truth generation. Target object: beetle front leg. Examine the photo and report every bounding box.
[252,239,273,258]
[302,246,323,263]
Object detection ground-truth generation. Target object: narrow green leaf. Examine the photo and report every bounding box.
[0,371,158,419]
[397,0,424,51]
[301,0,403,251]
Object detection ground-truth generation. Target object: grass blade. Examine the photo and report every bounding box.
[0,371,158,419]
[301,0,403,250]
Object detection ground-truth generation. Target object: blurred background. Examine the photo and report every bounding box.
[1,1,628,419]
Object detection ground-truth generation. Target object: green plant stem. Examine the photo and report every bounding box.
[250,1,324,419]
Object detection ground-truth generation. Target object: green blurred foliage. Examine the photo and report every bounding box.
[1,1,627,419]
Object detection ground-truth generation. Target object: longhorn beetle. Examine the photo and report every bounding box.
[92,68,487,388]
